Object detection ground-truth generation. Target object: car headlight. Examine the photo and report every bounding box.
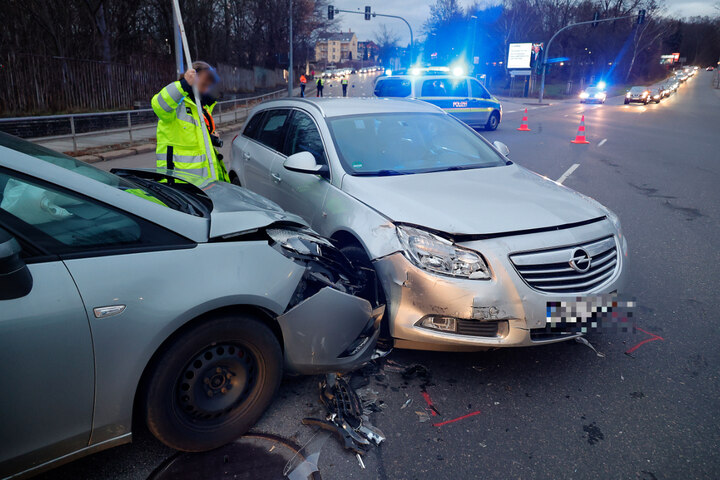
[594,93,606,99]
[396,225,490,279]
[580,92,589,99]
[267,227,333,256]
[625,92,631,97]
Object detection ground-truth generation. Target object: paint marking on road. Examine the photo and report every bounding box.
[598,138,607,147]
[557,163,580,184]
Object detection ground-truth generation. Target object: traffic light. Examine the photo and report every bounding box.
[365,6,371,20]
[592,11,599,27]
[328,5,334,19]
[637,9,646,25]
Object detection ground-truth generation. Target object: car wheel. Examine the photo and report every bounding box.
[485,111,500,131]
[624,99,630,104]
[643,99,648,105]
[230,173,241,187]
[143,314,282,452]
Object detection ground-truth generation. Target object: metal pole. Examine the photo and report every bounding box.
[538,15,633,103]
[171,0,217,180]
[70,116,77,152]
[172,6,184,77]
[127,112,133,144]
[288,0,294,97]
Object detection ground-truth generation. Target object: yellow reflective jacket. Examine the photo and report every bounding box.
[151,80,229,182]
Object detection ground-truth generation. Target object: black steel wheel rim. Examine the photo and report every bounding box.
[175,343,258,424]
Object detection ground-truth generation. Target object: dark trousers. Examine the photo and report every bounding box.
[317,86,323,97]
[342,84,348,97]
[300,84,306,97]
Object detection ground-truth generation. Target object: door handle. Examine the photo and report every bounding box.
[271,173,282,183]
[242,152,251,161]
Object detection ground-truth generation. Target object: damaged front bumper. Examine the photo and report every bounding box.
[373,224,627,351]
[278,288,384,374]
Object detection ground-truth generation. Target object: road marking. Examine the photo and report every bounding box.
[598,138,607,147]
[557,163,580,184]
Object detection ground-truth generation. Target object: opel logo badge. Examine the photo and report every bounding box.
[569,248,592,273]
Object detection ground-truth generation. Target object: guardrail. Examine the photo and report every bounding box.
[0,88,287,152]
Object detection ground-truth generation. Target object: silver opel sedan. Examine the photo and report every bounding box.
[0,133,381,479]
[229,98,628,351]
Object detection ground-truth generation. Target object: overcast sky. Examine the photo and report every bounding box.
[331,0,718,44]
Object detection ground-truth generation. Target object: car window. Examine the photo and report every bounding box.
[243,111,265,140]
[420,79,468,97]
[470,79,491,99]
[284,111,326,165]
[255,110,291,152]
[327,113,506,176]
[374,78,412,97]
[630,87,646,92]
[0,170,185,255]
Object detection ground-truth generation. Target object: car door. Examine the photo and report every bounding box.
[270,110,332,224]
[469,78,494,124]
[0,170,94,478]
[239,109,291,201]
[419,77,471,121]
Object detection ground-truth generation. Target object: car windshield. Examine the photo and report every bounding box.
[327,113,507,176]
[586,87,600,94]
[630,87,647,93]
[0,132,190,213]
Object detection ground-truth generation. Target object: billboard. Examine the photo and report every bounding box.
[507,43,533,69]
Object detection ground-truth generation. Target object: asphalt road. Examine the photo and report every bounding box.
[38,71,720,480]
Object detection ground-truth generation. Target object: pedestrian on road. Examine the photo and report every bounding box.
[316,77,324,97]
[341,76,349,97]
[151,61,229,182]
[300,74,307,97]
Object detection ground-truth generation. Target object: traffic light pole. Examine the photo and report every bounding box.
[330,7,414,62]
[538,14,634,104]
[288,0,293,97]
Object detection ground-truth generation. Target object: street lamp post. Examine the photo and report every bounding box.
[288,0,294,97]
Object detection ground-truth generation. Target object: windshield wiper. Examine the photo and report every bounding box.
[352,169,409,177]
[121,175,200,216]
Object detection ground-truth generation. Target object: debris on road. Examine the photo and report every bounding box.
[576,336,606,357]
[283,430,331,480]
[401,398,413,410]
[415,410,431,423]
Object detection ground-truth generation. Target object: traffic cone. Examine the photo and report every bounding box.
[571,115,590,144]
[517,108,531,131]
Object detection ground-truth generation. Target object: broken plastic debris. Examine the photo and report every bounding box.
[575,336,606,358]
[415,410,430,423]
[401,398,413,409]
[283,430,331,480]
[356,453,365,469]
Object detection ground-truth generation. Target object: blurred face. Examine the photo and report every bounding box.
[196,70,216,94]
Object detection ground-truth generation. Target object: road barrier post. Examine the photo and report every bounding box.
[127,112,133,145]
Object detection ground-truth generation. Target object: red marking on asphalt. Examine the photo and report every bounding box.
[625,327,664,355]
[421,390,440,416]
[433,411,482,427]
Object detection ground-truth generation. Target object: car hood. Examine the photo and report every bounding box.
[340,164,607,236]
[118,168,308,239]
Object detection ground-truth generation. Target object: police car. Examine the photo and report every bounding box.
[373,69,502,130]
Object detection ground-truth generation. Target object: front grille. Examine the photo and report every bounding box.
[510,236,619,294]
[455,319,503,337]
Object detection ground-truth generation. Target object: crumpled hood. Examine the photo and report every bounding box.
[341,164,607,236]
[124,168,308,239]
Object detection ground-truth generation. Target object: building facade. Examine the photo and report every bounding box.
[357,41,380,62]
[315,31,358,64]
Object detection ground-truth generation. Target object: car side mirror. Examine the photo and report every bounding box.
[0,227,33,300]
[283,151,329,177]
[493,141,510,157]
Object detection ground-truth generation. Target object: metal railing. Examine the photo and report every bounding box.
[0,88,287,152]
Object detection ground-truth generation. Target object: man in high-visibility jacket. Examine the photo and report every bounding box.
[341,76,349,97]
[299,74,307,97]
[316,77,324,97]
[151,61,229,182]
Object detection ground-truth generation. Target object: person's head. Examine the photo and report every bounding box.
[184,61,219,94]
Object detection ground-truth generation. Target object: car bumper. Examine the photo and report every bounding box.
[373,221,628,351]
[277,287,383,374]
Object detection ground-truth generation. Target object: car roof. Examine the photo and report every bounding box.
[255,97,443,118]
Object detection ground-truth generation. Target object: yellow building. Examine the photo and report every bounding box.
[315,31,358,63]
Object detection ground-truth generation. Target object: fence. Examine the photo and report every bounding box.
[0,53,288,116]
[0,89,288,153]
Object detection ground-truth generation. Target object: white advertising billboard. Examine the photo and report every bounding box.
[507,43,533,70]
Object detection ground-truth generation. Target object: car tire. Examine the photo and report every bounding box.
[643,99,648,105]
[485,111,500,131]
[143,314,282,452]
[624,99,630,104]
[230,173,241,187]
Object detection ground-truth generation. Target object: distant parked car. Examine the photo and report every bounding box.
[648,85,664,103]
[579,86,607,104]
[0,133,381,478]
[707,66,715,71]
[625,86,650,104]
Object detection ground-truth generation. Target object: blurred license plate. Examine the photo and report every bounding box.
[544,294,635,334]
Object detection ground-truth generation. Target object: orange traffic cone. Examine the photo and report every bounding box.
[517,108,531,131]
[571,115,590,144]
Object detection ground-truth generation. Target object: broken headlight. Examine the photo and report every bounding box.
[396,225,490,279]
[267,227,333,257]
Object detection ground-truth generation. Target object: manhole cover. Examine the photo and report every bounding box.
[149,434,322,480]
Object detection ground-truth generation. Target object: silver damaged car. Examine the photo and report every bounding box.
[0,132,382,479]
[229,98,628,351]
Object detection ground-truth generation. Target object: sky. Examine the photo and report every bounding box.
[330,0,718,45]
